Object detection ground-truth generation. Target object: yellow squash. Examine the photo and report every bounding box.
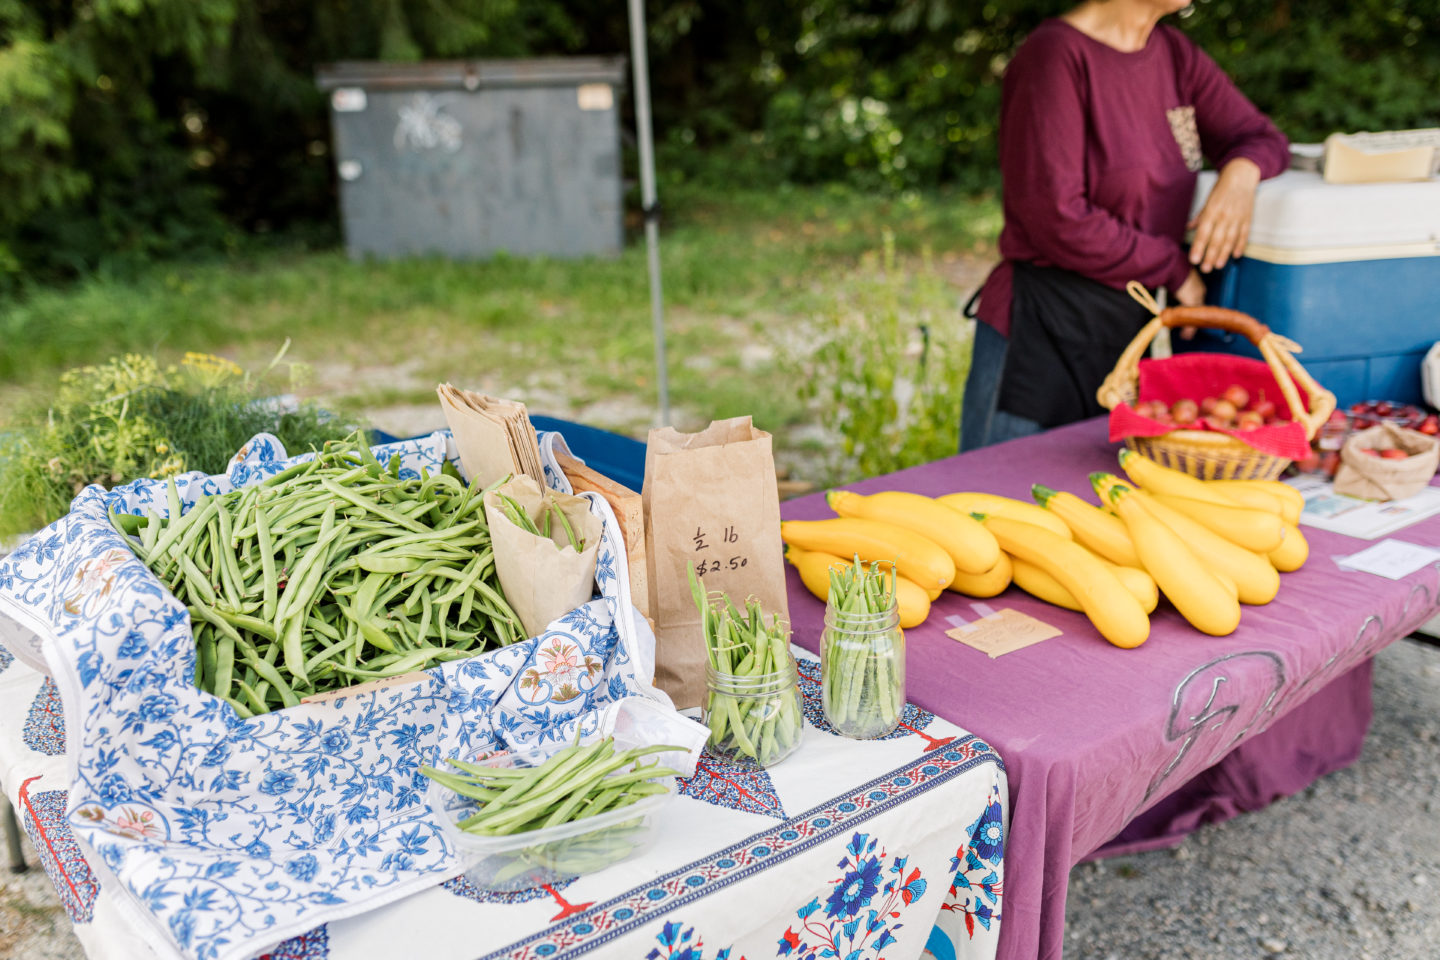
[828,489,1001,575]
[1150,493,1286,554]
[948,552,1013,598]
[980,515,1149,649]
[1107,558,1160,614]
[1268,523,1310,572]
[1032,484,1142,567]
[936,492,1072,540]
[1010,557,1081,611]
[1011,552,1158,614]
[784,545,932,628]
[1204,479,1299,523]
[1118,449,1238,506]
[1109,484,1242,636]
[779,517,956,590]
[1122,485,1281,605]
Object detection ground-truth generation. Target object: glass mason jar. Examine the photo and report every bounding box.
[702,656,803,767]
[821,600,905,739]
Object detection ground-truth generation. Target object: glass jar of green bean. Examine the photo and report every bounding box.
[702,658,803,767]
[821,564,905,739]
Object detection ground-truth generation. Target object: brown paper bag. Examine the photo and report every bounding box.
[1333,423,1440,501]
[643,416,789,708]
[483,475,602,638]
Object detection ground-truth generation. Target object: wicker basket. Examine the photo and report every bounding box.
[1095,283,1337,481]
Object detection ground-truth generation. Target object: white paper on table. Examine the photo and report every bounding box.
[1290,475,1440,540]
[1335,539,1440,580]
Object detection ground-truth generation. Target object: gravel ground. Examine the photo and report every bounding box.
[1065,636,1440,959]
[5,637,1439,959]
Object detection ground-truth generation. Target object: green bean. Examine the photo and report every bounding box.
[117,434,532,714]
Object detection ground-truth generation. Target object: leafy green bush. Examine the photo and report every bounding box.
[0,347,357,538]
[2,0,1437,280]
[794,230,971,486]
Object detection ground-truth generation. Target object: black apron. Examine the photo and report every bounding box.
[997,262,1155,428]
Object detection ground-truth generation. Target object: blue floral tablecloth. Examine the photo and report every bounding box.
[0,647,1007,960]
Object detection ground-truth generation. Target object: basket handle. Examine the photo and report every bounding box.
[1157,306,1270,345]
[1096,282,1338,441]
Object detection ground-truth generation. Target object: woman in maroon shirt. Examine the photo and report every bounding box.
[959,0,1290,451]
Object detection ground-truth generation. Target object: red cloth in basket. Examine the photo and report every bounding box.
[1108,353,1312,460]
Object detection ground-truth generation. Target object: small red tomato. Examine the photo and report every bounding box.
[1222,385,1250,410]
[1380,448,1410,460]
[1375,400,1394,416]
[1363,448,1381,457]
[1419,415,1439,436]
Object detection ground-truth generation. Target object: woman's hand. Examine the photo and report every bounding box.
[1189,157,1261,273]
[1175,268,1206,307]
[1173,267,1206,338]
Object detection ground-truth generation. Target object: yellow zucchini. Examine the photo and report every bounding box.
[948,552,1013,598]
[1033,484,1142,567]
[1150,492,1286,554]
[1129,488,1280,605]
[828,489,1001,575]
[784,545,932,628]
[1118,449,1237,506]
[1109,485,1242,636]
[1205,479,1302,524]
[1268,523,1310,572]
[1012,551,1158,614]
[980,515,1149,649]
[936,492,1072,540]
[779,517,956,589]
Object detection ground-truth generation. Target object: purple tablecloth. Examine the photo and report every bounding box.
[781,418,1440,960]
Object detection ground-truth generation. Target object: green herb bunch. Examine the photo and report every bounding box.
[0,345,353,540]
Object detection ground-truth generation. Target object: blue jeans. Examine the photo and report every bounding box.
[959,320,1042,453]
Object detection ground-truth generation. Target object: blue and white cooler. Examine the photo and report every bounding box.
[1186,169,1440,409]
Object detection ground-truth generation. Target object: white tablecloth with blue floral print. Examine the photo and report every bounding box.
[0,428,1006,960]
[1,644,1006,960]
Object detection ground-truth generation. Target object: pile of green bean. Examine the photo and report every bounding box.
[108,436,525,716]
[690,564,804,766]
[423,739,680,836]
[821,559,905,739]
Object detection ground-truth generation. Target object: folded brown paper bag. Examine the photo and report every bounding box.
[484,475,602,638]
[1333,422,1440,502]
[438,384,545,489]
[643,416,789,708]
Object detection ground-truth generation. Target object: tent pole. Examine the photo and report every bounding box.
[627,0,670,427]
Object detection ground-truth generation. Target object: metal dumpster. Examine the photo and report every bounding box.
[316,57,626,260]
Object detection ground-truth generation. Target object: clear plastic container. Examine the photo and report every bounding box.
[427,743,677,892]
[702,657,803,767]
[821,601,905,739]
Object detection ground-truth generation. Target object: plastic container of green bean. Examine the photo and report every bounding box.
[427,742,678,892]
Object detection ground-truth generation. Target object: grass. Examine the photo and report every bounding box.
[0,182,1001,486]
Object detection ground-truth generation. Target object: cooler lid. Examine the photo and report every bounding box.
[1191,169,1440,263]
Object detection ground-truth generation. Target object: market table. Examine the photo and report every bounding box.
[781,417,1440,960]
[0,644,1007,960]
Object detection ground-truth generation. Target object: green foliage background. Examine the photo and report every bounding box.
[2,0,1438,283]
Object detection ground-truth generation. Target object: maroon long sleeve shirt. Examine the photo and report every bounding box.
[976,20,1290,337]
